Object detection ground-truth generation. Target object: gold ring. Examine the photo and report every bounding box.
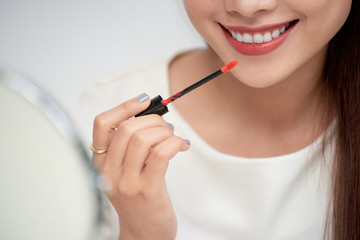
[90,142,108,154]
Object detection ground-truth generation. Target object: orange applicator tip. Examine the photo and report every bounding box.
[220,60,238,73]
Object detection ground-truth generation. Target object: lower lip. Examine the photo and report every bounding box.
[223,22,297,56]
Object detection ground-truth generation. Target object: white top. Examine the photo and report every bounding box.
[69,54,335,240]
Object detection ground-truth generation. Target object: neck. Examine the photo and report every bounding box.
[209,48,328,133]
[169,48,331,157]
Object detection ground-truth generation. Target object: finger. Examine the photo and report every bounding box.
[92,93,150,150]
[143,136,190,184]
[120,127,175,178]
[103,115,171,173]
[92,93,150,167]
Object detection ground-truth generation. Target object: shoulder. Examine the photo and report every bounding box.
[68,49,205,145]
[89,58,171,101]
[78,48,208,115]
[79,57,172,110]
[68,56,171,145]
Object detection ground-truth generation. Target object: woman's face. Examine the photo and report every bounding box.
[183,0,352,88]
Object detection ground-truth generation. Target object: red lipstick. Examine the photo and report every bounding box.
[135,60,238,117]
[222,20,298,56]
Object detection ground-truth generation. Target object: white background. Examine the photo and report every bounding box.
[0,0,205,111]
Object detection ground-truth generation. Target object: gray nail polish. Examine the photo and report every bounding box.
[184,139,191,145]
[168,123,174,131]
[136,93,149,103]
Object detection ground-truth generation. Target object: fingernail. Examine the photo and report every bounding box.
[168,123,174,131]
[136,93,149,103]
[184,139,191,145]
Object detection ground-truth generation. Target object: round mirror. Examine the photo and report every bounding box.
[0,70,103,240]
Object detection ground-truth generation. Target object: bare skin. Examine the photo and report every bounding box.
[169,48,329,158]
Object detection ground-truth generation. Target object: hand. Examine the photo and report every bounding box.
[92,93,190,240]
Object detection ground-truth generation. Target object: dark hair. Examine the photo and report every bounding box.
[322,0,360,239]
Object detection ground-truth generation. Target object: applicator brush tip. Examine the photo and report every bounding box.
[220,60,238,73]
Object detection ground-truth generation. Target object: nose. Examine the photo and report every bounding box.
[224,0,277,18]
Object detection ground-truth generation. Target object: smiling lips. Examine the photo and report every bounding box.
[222,20,298,56]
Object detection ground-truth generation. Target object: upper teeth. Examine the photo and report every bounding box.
[229,23,289,44]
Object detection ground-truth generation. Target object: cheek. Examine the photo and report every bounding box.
[183,0,222,43]
[291,0,351,40]
[183,0,218,15]
[183,0,220,25]
[281,0,352,70]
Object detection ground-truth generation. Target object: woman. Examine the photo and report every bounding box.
[72,0,359,239]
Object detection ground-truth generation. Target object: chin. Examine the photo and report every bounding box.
[232,71,285,89]
[243,80,280,89]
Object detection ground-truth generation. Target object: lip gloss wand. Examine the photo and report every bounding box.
[135,60,238,117]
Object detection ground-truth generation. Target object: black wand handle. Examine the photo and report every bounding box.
[135,95,169,117]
